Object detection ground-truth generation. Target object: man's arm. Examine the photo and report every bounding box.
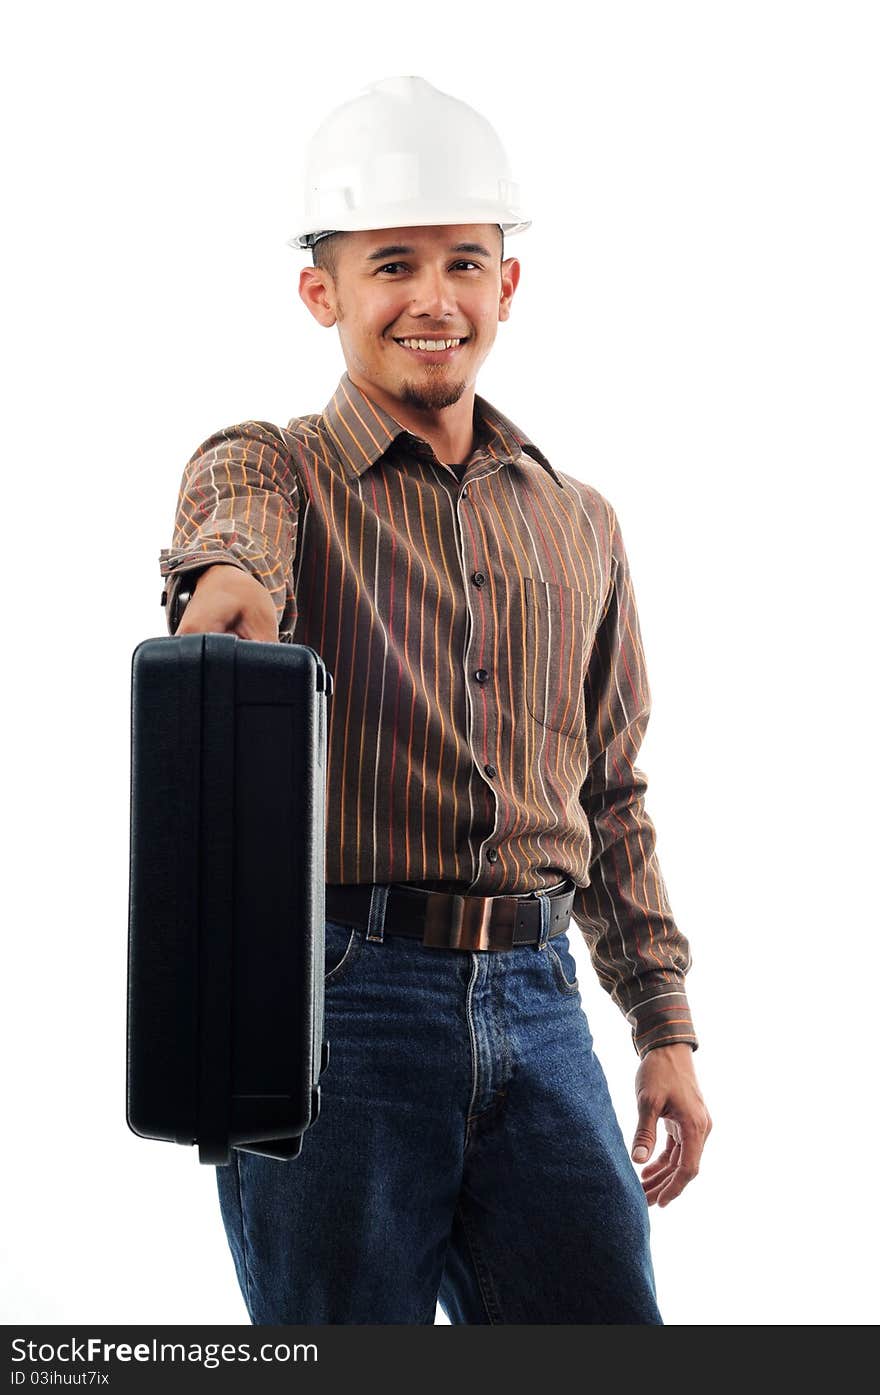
[570,502,698,1060]
[158,420,301,638]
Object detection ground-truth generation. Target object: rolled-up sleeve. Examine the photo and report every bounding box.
[570,505,698,1060]
[158,420,300,640]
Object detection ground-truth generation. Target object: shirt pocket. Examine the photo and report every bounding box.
[522,576,590,738]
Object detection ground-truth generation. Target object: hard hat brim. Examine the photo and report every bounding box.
[288,210,531,251]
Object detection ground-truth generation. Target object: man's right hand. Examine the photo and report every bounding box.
[174,563,280,642]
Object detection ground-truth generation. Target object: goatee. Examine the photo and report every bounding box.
[398,377,468,412]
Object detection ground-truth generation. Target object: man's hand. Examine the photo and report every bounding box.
[174,563,280,643]
[630,1043,712,1207]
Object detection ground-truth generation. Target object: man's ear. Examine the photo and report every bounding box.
[299,268,338,328]
[498,257,520,324]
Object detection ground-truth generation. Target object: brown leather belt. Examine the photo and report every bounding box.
[324,877,577,951]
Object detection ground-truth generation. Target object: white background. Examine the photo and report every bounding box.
[3,0,877,1327]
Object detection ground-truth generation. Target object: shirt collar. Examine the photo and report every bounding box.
[320,370,565,488]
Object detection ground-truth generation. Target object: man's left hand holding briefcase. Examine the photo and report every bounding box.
[127,562,333,1165]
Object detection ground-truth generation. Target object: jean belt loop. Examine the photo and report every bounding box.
[536,890,551,950]
[366,884,391,943]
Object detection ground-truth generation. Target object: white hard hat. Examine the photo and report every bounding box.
[288,75,531,250]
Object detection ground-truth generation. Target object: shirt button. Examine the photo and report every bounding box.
[484,763,496,777]
[486,848,499,863]
[472,571,486,587]
[474,669,489,684]
[462,486,469,499]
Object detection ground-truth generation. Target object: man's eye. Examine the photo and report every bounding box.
[377,261,480,274]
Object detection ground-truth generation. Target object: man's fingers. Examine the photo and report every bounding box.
[643,1167,678,1204]
[639,1134,678,1203]
[178,603,278,644]
[641,1136,676,1177]
[234,619,279,642]
[631,1093,663,1163]
[654,1122,703,1206]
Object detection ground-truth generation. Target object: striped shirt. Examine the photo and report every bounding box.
[158,370,698,1059]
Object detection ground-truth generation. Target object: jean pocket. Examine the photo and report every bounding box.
[523,577,590,737]
[546,931,580,995]
[323,918,365,986]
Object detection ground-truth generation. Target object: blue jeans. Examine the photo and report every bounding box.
[215,886,663,1324]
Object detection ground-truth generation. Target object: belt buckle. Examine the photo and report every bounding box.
[421,892,515,951]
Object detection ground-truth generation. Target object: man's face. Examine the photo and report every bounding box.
[301,224,520,413]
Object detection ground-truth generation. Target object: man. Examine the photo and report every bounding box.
[159,76,711,1324]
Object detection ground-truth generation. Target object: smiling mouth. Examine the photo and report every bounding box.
[392,336,469,359]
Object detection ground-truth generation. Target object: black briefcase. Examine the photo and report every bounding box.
[126,632,334,1165]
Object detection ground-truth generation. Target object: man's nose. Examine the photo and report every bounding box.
[407,268,459,316]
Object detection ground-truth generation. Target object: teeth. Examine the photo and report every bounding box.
[397,338,462,351]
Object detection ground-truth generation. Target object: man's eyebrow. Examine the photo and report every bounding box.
[364,242,494,262]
